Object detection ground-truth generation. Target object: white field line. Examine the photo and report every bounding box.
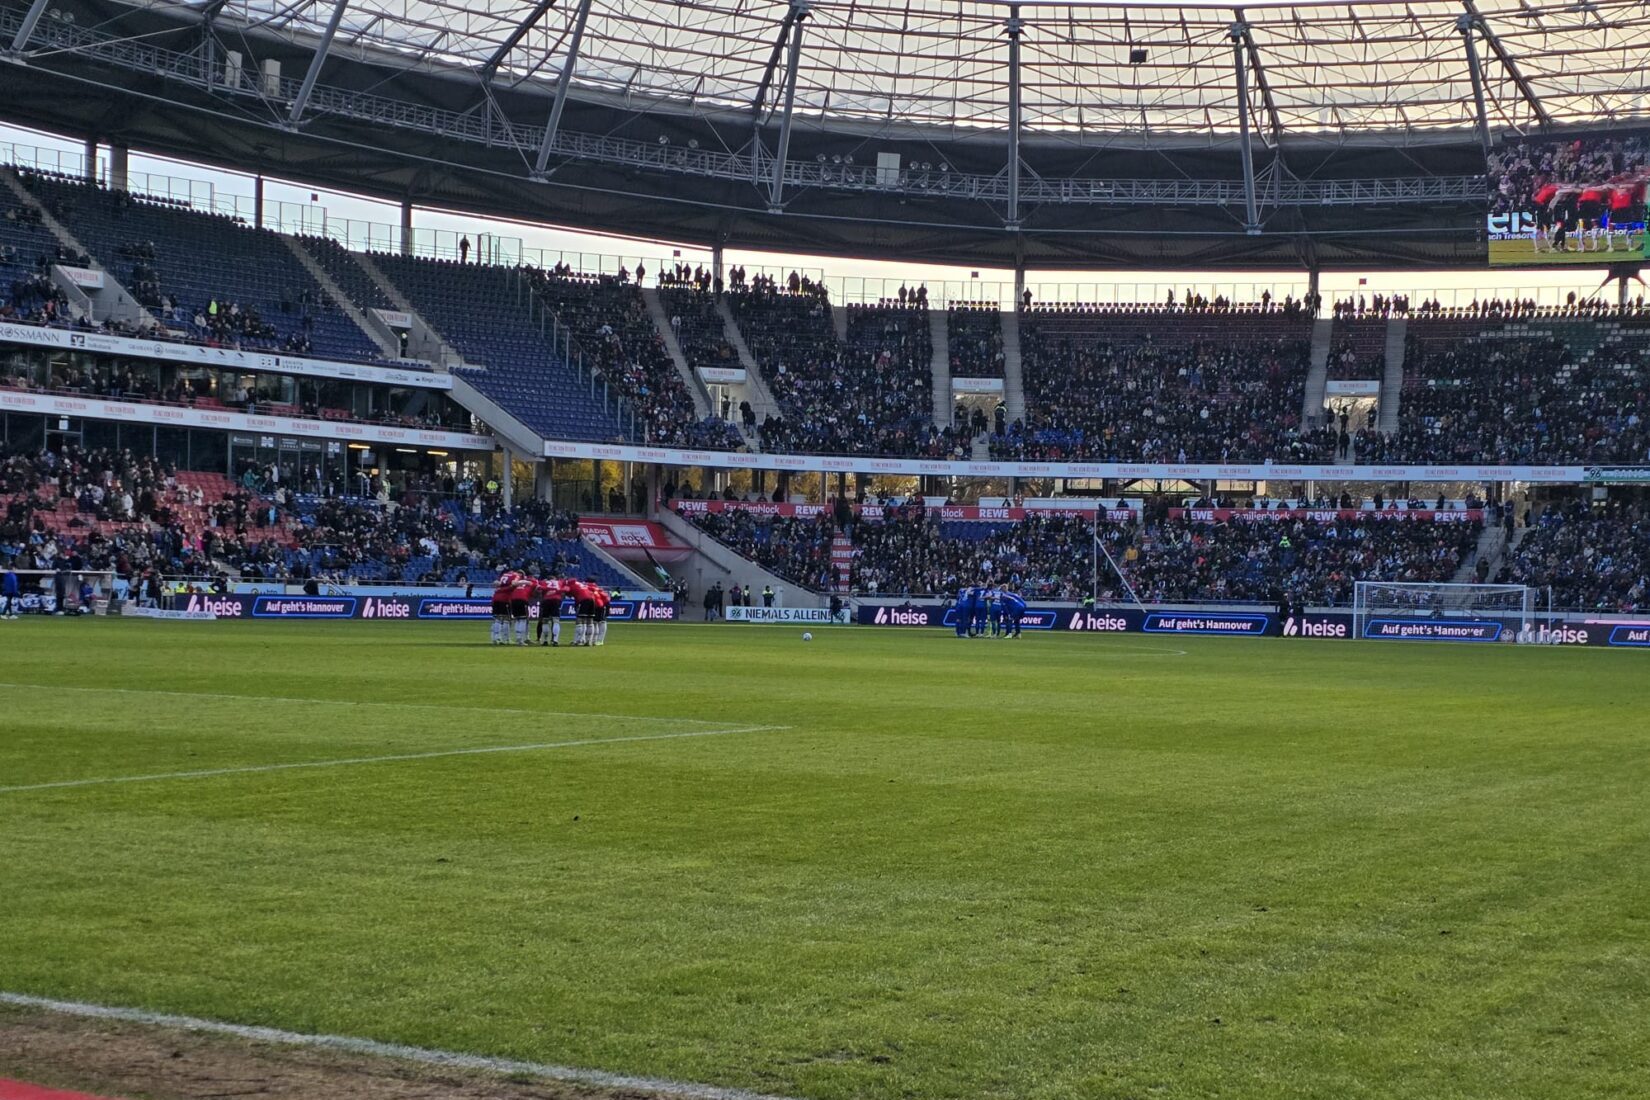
[0,681,761,726]
[0,725,789,795]
[0,992,804,1100]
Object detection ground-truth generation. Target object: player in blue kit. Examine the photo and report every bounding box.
[953,585,977,637]
[997,588,1028,638]
[986,590,1003,636]
[973,589,991,636]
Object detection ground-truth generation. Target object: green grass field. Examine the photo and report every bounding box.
[2,619,1647,1100]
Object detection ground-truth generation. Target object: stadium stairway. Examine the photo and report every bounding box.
[1001,308,1026,423]
[929,307,952,425]
[280,236,400,360]
[1303,316,1333,426]
[829,301,850,341]
[1455,523,1508,584]
[350,249,469,369]
[638,286,714,420]
[654,507,827,609]
[1378,317,1407,434]
[0,168,153,331]
[713,295,782,421]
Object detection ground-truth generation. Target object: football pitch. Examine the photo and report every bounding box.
[2,619,1646,1100]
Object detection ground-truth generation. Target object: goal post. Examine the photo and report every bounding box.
[1352,581,1536,642]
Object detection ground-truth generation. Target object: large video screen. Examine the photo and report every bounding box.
[1487,130,1649,267]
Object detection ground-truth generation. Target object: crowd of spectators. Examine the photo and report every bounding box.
[1372,322,1650,464]
[1491,133,1650,217]
[677,507,836,592]
[849,508,1093,598]
[946,305,1005,378]
[757,300,962,457]
[681,495,1485,604]
[1118,511,1479,605]
[527,267,742,449]
[0,444,223,580]
[1498,499,1648,611]
[994,311,1331,463]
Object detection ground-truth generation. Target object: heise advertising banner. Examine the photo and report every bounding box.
[174,594,678,622]
[726,606,850,624]
[857,603,1649,647]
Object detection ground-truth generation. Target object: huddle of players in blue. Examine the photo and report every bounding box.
[953,586,1028,637]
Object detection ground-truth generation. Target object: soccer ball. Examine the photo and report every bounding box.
[802,632,813,642]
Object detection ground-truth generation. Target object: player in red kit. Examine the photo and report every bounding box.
[569,578,597,646]
[535,574,564,646]
[508,573,537,645]
[592,583,612,646]
[491,570,520,645]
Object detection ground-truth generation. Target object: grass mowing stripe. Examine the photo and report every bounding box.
[0,992,803,1100]
[0,682,747,726]
[0,725,791,795]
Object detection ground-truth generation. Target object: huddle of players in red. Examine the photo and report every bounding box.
[1528,178,1646,253]
[489,570,612,647]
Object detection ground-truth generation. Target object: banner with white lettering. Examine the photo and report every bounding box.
[727,606,850,624]
[0,320,450,389]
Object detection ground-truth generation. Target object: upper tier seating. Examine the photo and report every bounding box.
[19,172,379,361]
[365,253,626,442]
[527,269,740,449]
[995,307,1329,463]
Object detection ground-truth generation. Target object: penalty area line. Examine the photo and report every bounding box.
[0,725,790,795]
[0,992,802,1100]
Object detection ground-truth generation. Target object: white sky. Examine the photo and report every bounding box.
[1,120,1627,308]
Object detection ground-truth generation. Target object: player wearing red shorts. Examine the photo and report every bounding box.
[491,570,520,645]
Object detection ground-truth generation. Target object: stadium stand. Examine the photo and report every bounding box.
[1498,500,1648,611]
[993,306,1332,463]
[364,253,627,442]
[525,268,741,449]
[677,498,1484,604]
[1372,313,1650,464]
[756,300,960,457]
[0,188,77,324]
[947,305,1006,378]
[1327,318,1388,379]
[248,492,631,588]
[0,444,267,576]
[17,171,380,361]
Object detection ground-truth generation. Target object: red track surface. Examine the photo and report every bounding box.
[0,1081,120,1100]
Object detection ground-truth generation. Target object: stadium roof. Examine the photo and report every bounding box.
[146,0,1650,139]
[2,0,1647,268]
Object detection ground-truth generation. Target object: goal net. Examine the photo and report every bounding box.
[1352,581,1535,642]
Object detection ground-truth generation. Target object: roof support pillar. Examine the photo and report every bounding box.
[1005,6,1024,229]
[1457,14,1494,163]
[8,0,52,54]
[287,0,350,126]
[481,0,558,80]
[1231,21,1259,234]
[1462,0,1551,129]
[533,0,594,176]
[766,2,809,213]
